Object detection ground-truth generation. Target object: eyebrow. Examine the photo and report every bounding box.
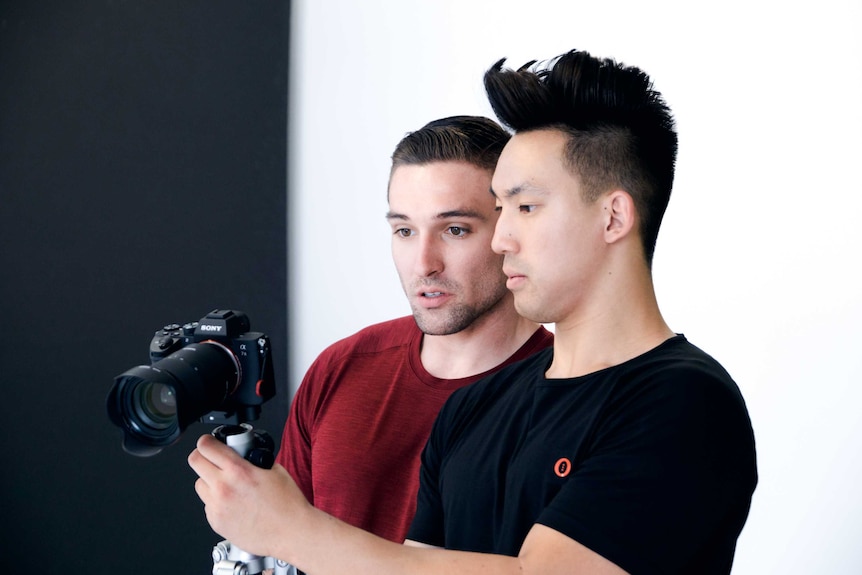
[489,183,547,199]
[385,209,487,222]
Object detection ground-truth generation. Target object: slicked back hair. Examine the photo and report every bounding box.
[484,50,678,267]
[388,116,511,199]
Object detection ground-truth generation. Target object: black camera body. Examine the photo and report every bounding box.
[107,309,275,457]
[146,309,275,423]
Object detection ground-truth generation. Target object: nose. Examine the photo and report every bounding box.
[491,210,516,255]
[416,235,443,277]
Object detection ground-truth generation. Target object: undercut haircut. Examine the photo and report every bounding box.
[484,50,678,267]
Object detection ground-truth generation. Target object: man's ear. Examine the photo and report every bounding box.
[603,190,636,244]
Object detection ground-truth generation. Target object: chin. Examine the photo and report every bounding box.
[416,322,462,336]
[514,299,553,325]
[412,313,448,336]
[413,309,476,336]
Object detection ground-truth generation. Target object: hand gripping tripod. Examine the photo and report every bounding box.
[210,424,297,575]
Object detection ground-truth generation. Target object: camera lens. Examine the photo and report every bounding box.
[133,382,177,430]
[107,341,240,456]
[115,372,182,448]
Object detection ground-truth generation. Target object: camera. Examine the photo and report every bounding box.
[106,309,275,457]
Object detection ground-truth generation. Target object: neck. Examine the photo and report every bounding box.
[547,264,674,379]
[420,295,541,379]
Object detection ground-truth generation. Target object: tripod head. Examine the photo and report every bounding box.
[213,423,275,469]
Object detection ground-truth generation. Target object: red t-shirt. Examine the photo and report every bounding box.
[276,316,553,542]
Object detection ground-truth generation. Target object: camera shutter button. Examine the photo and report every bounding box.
[156,335,174,350]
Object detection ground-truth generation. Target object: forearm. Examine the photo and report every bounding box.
[189,435,521,574]
[281,504,520,575]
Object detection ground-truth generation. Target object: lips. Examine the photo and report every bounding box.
[502,267,524,280]
[412,283,452,308]
[417,288,447,299]
[413,281,451,298]
[414,291,449,310]
[503,267,526,291]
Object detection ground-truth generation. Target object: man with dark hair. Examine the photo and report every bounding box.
[190,50,757,575]
[276,115,552,544]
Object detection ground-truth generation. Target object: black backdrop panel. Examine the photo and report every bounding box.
[0,2,290,573]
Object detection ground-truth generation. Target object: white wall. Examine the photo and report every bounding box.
[288,1,862,572]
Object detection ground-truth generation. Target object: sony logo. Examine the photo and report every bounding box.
[199,324,223,332]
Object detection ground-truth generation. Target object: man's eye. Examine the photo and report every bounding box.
[447,226,468,237]
[519,205,536,214]
[395,228,413,238]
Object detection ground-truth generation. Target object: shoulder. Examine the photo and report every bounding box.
[624,336,748,411]
[314,316,418,363]
[296,316,418,397]
[610,336,756,464]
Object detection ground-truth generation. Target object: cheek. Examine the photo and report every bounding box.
[530,239,579,294]
[390,245,411,280]
[474,251,506,278]
[458,251,506,292]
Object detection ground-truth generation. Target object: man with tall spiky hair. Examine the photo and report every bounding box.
[190,49,757,575]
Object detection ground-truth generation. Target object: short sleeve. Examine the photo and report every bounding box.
[275,356,328,504]
[537,369,757,574]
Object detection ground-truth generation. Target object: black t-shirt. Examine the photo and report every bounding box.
[407,335,757,575]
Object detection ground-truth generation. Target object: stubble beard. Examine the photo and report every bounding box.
[411,282,509,336]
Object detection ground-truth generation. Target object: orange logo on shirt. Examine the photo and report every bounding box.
[554,457,572,477]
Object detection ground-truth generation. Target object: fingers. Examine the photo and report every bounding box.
[196,433,243,467]
[188,440,218,507]
[188,437,217,479]
[188,434,245,476]
[188,435,239,506]
[187,440,307,558]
